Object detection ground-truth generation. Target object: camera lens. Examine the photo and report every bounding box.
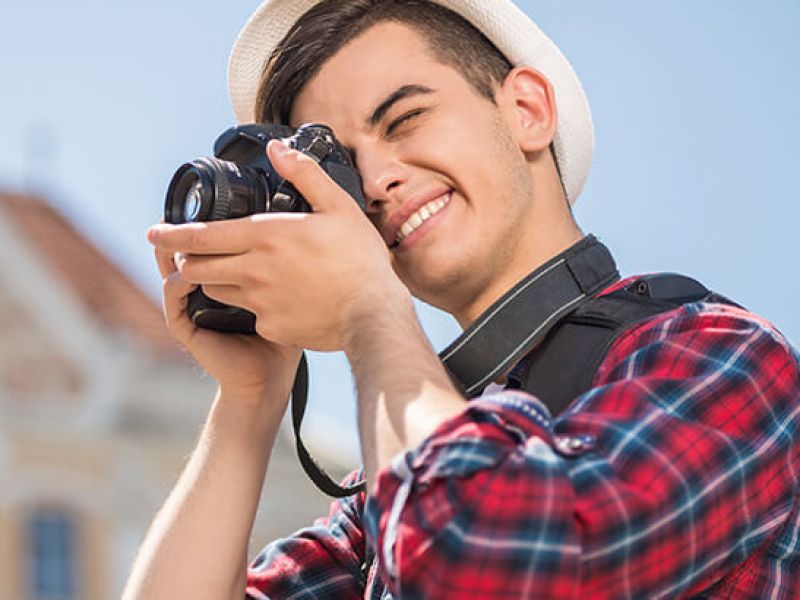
[164,157,267,224]
[183,181,204,222]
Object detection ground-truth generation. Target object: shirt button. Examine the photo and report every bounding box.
[554,435,595,456]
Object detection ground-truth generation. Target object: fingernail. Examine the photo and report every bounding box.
[270,139,289,157]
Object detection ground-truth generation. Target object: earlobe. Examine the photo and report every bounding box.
[500,67,558,153]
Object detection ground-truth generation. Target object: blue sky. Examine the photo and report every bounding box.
[1,1,799,454]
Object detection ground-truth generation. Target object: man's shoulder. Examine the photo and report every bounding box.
[608,273,791,349]
[517,271,797,416]
[596,273,799,383]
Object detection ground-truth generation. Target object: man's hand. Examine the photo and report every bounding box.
[148,141,465,491]
[152,239,301,403]
[148,140,411,353]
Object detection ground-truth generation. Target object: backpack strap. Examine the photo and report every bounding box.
[515,273,740,417]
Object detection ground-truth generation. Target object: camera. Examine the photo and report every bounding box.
[164,123,366,334]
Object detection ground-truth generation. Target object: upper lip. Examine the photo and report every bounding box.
[381,187,452,246]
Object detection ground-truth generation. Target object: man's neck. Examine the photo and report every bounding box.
[453,225,585,327]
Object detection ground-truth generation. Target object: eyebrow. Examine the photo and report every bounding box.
[367,84,435,129]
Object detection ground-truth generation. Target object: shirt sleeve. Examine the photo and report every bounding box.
[246,469,368,599]
[364,302,800,599]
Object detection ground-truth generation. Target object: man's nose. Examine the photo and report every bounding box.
[357,150,407,213]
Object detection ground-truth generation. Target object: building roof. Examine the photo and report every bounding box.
[0,191,181,357]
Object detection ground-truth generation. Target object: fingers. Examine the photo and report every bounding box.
[176,253,252,286]
[202,283,248,311]
[152,214,177,279]
[155,246,177,279]
[148,220,253,255]
[267,140,354,214]
[168,253,254,313]
[162,269,249,337]
[162,270,199,342]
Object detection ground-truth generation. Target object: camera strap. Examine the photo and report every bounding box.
[441,235,619,396]
[291,235,619,498]
[291,353,367,497]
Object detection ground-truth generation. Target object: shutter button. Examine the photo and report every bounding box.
[554,435,595,457]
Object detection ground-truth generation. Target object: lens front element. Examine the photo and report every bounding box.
[183,180,204,222]
[164,158,267,224]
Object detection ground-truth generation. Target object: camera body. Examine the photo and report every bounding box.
[164,123,366,334]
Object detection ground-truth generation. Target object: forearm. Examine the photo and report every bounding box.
[345,295,467,489]
[122,386,289,600]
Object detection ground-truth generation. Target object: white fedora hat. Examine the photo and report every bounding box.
[227,0,594,204]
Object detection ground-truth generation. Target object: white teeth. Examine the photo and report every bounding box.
[395,193,451,244]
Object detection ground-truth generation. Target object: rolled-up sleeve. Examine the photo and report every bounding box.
[364,303,800,598]
[246,470,367,599]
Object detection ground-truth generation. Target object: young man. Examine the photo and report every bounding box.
[124,0,800,598]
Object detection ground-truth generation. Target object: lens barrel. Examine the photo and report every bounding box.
[164,157,267,224]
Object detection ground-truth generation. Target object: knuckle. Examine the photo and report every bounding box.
[237,263,255,285]
[188,226,206,249]
[243,273,260,289]
[249,228,272,250]
[247,268,269,287]
[238,287,256,312]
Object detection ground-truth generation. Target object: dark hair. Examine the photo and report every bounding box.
[255,0,513,124]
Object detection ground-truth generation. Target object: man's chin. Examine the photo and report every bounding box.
[393,231,484,299]
[396,263,472,312]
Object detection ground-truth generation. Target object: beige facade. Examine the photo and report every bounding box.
[0,192,348,599]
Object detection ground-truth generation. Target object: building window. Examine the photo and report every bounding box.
[26,508,79,600]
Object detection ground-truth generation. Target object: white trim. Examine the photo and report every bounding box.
[442,259,565,359]
[465,292,585,394]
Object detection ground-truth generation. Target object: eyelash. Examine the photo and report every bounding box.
[386,109,425,137]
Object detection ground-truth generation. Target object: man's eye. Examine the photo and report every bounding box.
[386,109,425,137]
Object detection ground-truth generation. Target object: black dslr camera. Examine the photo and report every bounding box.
[164,123,366,334]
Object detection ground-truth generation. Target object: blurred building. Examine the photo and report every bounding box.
[0,192,346,599]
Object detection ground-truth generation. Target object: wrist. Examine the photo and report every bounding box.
[212,384,290,440]
[216,383,288,409]
[343,283,416,357]
[217,368,294,403]
[217,351,301,411]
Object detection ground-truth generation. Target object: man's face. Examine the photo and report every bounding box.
[291,21,537,319]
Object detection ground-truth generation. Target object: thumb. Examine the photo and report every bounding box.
[267,139,353,214]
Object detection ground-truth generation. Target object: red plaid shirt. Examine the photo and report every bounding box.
[246,276,800,598]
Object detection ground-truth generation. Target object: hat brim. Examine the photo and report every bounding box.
[227,0,593,204]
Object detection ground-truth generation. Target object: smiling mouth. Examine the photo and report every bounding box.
[391,192,452,248]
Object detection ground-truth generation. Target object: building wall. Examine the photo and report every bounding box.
[0,196,349,599]
[0,385,343,598]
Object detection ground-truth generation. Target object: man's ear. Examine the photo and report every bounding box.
[498,66,558,153]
